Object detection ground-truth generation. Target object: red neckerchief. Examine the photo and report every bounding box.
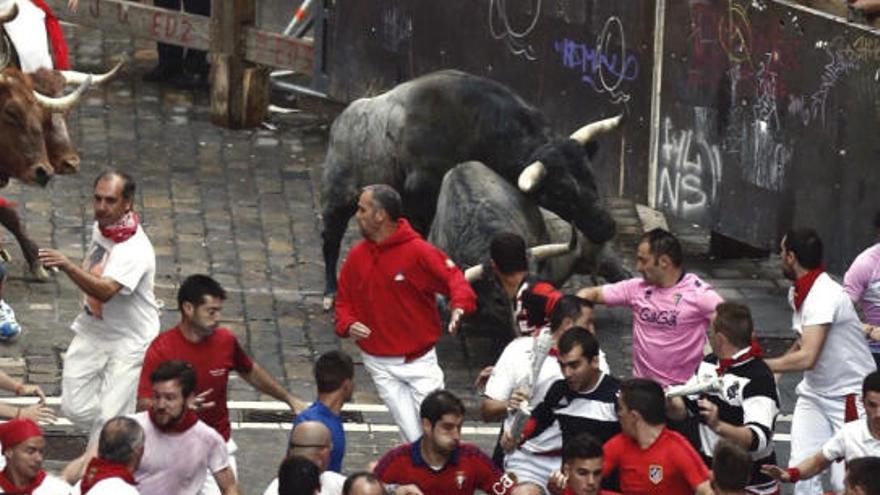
[717,338,764,374]
[80,457,137,494]
[0,467,47,494]
[99,211,140,243]
[29,0,71,69]
[793,264,825,310]
[148,407,199,433]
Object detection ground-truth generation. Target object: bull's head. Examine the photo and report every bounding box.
[517,115,623,245]
[0,69,91,187]
[30,60,123,175]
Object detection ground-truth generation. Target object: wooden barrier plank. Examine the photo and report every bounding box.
[44,0,210,51]
[244,28,314,74]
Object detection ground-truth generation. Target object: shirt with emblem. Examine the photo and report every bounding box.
[137,326,254,440]
[374,439,513,495]
[603,427,710,495]
[602,273,723,387]
[681,352,779,493]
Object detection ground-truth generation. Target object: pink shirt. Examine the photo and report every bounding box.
[602,273,723,386]
[132,411,230,495]
[844,243,880,353]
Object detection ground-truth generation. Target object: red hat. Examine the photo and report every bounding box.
[0,419,43,452]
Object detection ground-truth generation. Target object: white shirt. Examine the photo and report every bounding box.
[0,0,54,72]
[132,412,229,495]
[0,474,71,494]
[263,471,345,495]
[822,417,880,462]
[71,477,140,495]
[71,224,159,346]
[790,273,875,396]
[484,334,609,453]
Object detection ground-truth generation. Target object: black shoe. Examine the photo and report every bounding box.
[168,69,209,90]
[143,62,182,83]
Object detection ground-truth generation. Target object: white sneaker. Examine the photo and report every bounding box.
[0,300,21,341]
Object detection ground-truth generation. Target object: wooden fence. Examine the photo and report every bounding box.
[45,0,315,128]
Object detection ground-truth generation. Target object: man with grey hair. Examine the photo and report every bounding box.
[72,416,145,494]
[39,170,160,441]
[334,184,476,441]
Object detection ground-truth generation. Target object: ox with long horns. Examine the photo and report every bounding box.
[320,70,622,309]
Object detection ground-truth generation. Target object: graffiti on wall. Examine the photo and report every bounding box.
[488,0,542,60]
[656,108,723,221]
[553,17,640,105]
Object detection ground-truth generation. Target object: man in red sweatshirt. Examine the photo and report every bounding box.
[335,184,477,442]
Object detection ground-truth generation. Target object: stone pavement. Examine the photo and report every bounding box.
[0,22,837,495]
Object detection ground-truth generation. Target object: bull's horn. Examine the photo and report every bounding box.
[33,75,93,111]
[60,58,125,86]
[529,224,578,261]
[569,114,623,144]
[464,264,485,283]
[0,3,18,23]
[517,161,546,193]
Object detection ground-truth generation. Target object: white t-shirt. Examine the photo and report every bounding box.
[0,473,71,494]
[71,224,159,346]
[790,273,875,396]
[0,0,53,72]
[132,411,229,495]
[484,334,609,453]
[263,470,345,495]
[821,417,880,461]
[71,477,140,495]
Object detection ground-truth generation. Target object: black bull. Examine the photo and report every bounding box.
[320,70,622,307]
[428,161,631,347]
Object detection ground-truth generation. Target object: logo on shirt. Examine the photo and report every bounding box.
[394,271,405,282]
[637,307,679,327]
[648,465,663,485]
[673,293,682,305]
[209,368,227,377]
[726,381,740,401]
[492,473,517,494]
[455,471,466,489]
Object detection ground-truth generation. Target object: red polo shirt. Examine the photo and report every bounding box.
[374,439,514,495]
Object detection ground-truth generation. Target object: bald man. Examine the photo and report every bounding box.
[263,421,345,495]
[342,472,384,495]
[510,482,546,495]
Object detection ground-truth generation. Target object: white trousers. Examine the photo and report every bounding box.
[199,438,238,495]
[790,389,862,495]
[362,348,444,442]
[61,332,147,441]
[504,449,560,488]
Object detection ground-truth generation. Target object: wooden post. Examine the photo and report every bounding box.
[210,0,269,128]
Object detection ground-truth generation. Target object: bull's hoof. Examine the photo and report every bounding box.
[29,264,51,282]
[322,294,335,312]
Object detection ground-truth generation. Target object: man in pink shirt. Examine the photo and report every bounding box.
[843,211,880,367]
[578,228,722,386]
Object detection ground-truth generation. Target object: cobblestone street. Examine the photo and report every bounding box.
[0,22,812,494]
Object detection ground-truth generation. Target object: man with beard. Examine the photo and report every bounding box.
[577,228,722,387]
[134,360,238,494]
[137,274,307,494]
[766,228,876,495]
[0,418,70,494]
[761,371,880,487]
[374,390,515,495]
[335,184,476,442]
[39,170,160,441]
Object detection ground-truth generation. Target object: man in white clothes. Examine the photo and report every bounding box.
[761,371,880,486]
[39,170,160,441]
[263,421,345,495]
[766,228,876,495]
[72,417,143,495]
[134,360,239,495]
